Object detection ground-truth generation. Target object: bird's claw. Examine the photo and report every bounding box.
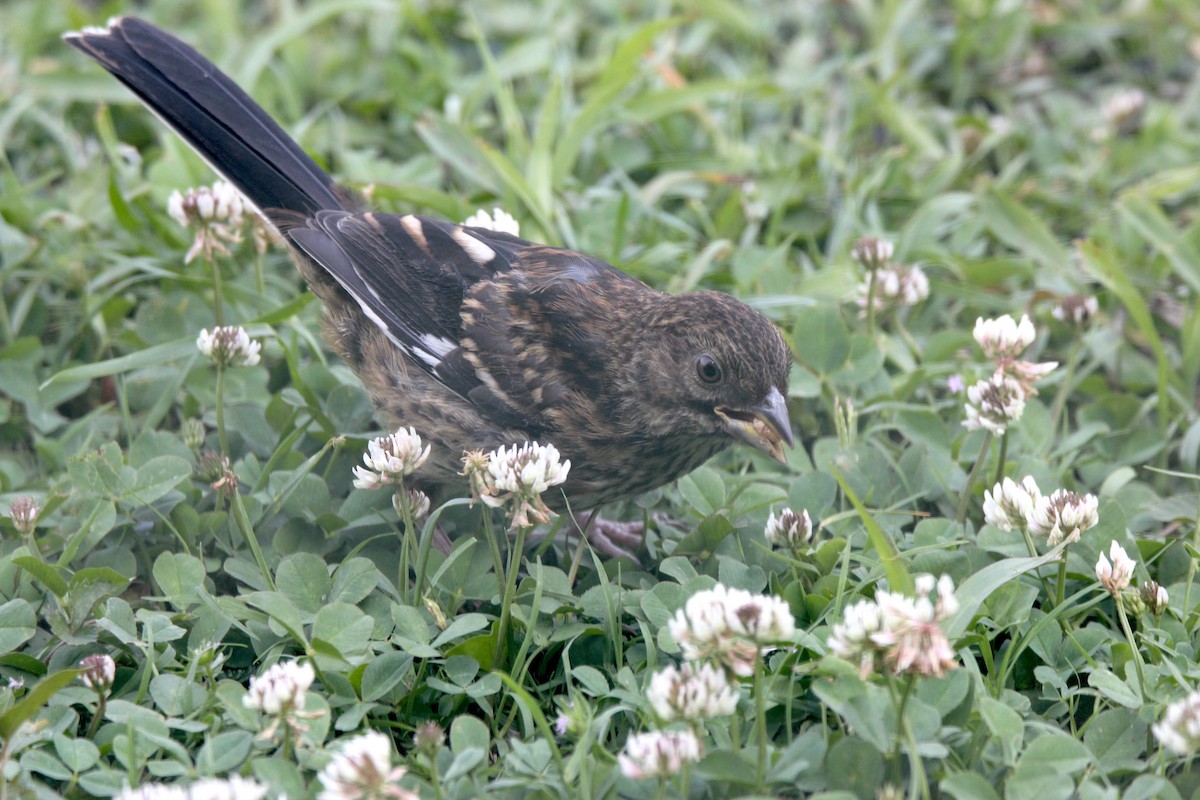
[569,511,644,560]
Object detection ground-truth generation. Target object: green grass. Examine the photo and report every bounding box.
[4,0,1200,797]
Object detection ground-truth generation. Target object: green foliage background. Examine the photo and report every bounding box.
[3,0,1200,797]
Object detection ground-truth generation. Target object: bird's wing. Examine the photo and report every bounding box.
[286,211,637,432]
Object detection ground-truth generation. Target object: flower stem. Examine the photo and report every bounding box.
[1055,558,1067,610]
[211,255,225,326]
[1115,595,1148,701]
[84,696,106,740]
[993,431,1008,486]
[1020,527,1056,605]
[483,512,505,603]
[215,364,230,456]
[956,432,993,524]
[280,719,291,761]
[730,704,741,754]
[494,523,528,666]
[397,491,415,603]
[211,256,225,326]
[865,269,878,338]
[754,649,768,790]
[426,749,445,800]
[882,673,918,789]
[895,674,916,727]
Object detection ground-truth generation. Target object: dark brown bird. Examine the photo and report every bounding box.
[65,17,794,553]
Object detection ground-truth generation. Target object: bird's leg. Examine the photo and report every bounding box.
[568,511,644,560]
[429,526,454,557]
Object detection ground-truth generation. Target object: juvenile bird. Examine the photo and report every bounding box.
[65,17,794,554]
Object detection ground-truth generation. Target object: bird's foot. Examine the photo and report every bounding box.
[568,511,645,560]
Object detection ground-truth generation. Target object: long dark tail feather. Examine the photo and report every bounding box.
[64,16,345,218]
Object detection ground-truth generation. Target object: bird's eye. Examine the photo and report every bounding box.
[696,354,723,384]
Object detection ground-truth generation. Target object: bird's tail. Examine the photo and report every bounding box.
[65,16,346,217]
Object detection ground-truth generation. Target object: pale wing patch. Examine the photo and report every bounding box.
[420,334,455,358]
[400,214,428,252]
[451,227,497,265]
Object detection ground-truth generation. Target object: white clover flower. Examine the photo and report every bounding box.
[168,180,248,263]
[927,574,960,617]
[741,179,769,223]
[551,701,586,739]
[892,264,929,305]
[828,598,886,677]
[443,93,463,123]
[831,575,958,678]
[80,653,116,691]
[872,575,959,677]
[243,659,314,716]
[720,640,759,680]
[167,192,187,228]
[963,374,1026,435]
[982,476,1042,531]
[1096,541,1135,596]
[1028,489,1099,546]
[764,508,813,549]
[667,584,793,676]
[115,785,188,800]
[182,418,206,450]
[211,181,245,223]
[724,592,795,644]
[488,441,570,496]
[972,314,1056,396]
[393,488,430,520]
[192,640,228,672]
[647,663,739,721]
[1155,690,1200,755]
[197,326,262,367]
[462,207,520,236]
[1009,359,1058,396]
[195,450,230,484]
[317,730,415,800]
[1142,581,1169,614]
[167,180,245,226]
[857,264,930,310]
[668,585,733,651]
[9,495,39,535]
[115,778,267,800]
[473,441,570,528]
[1104,88,1147,135]
[618,729,702,780]
[353,427,431,489]
[974,314,1036,361]
[179,778,269,800]
[850,236,894,271]
[1052,294,1099,325]
[460,449,492,501]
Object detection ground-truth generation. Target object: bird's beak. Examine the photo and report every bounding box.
[715,386,794,464]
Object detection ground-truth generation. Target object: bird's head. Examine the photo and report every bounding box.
[623,291,794,462]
